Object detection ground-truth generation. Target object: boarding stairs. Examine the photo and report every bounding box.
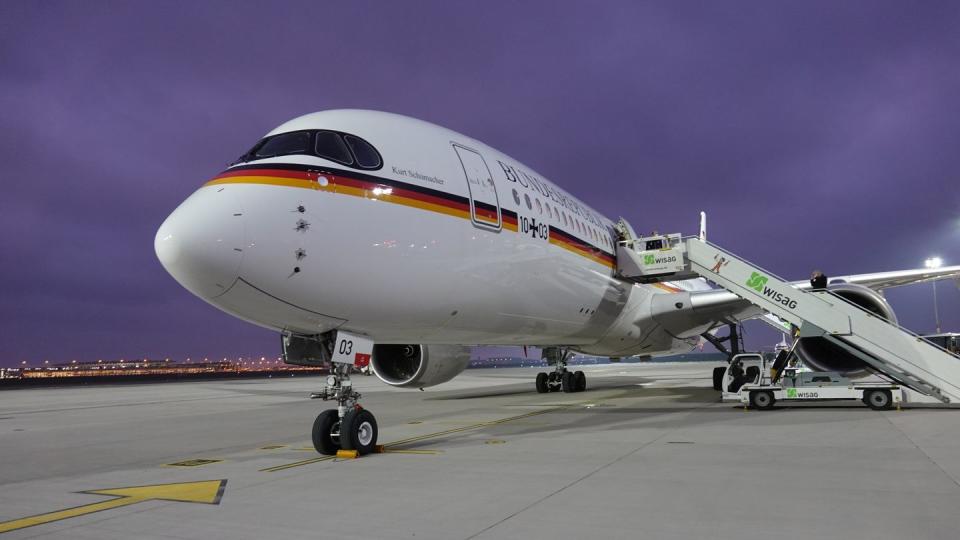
[616,233,960,403]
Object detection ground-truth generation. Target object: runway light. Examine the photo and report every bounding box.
[925,256,943,269]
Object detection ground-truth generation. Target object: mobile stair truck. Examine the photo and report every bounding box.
[717,351,904,410]
[614,224,960,409]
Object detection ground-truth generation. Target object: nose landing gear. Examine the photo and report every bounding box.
[535,347,586,393]
[311,363,379,455]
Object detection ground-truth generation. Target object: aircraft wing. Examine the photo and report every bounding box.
[687,265,960,325]
[818,265,960,291]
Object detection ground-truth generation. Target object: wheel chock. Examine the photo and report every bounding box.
[336,449,359,459]
[374,445,386,453]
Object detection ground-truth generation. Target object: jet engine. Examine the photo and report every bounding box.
[370,344,471,388]
[794,283,897,374]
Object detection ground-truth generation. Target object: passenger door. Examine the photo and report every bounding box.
[452,143,501,231]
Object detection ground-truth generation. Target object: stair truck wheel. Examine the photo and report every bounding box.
[864,389,892,411]
[750,390,775,410]
[712,367,726,391]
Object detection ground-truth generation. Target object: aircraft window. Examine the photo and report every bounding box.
[563,213,569,227]
[536,198,543,214]
[252,131,312,159]
[545,203,552,217]
[524,193,532,210]
[512,189,521,206]
[344,134,382,169]
[314,131,354,165]
[553,207,560,220]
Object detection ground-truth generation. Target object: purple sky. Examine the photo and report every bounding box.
[1,1,958,366]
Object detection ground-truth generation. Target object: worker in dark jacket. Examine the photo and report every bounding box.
[810,270,828,290]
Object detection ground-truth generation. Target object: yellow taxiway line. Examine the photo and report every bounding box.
[0,480,226,534]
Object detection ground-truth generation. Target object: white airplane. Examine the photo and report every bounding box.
[156,109,960,455]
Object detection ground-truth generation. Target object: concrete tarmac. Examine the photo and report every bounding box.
[2,363,960,539]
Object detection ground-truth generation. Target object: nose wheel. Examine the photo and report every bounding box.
[311,364,379,455]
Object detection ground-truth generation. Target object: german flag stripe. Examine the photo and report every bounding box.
[205,164,613,268]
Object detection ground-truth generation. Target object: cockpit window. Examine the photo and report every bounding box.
[344,134,382,169]
[315,131,354,166]
[233,129,383,170]
[252,131,312,159]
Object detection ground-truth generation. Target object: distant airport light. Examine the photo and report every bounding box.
[925,256,943,269]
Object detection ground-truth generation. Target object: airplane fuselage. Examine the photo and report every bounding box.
[156,110,714,358]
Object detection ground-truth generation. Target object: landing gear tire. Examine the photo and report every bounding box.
[535,372,549,394]
[750,390,775,410]
[547,371,560,392]
[574,371,586,392]
[312,409,340,455]
[561,371,574,393]
[340,408,378,455]
[864,389,892,411]
[712,367,726,391]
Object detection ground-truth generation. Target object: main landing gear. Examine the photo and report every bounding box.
[535,348,586,394]
[310,362,378,455]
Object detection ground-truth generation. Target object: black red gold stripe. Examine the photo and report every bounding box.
[206,164,615,268]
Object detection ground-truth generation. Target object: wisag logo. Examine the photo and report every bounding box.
[643,253,678,265]
[745,271,798,309]
[746,272,768,292]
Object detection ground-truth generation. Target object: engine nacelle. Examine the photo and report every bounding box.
[794,283,897,374]
[370,344,471,388]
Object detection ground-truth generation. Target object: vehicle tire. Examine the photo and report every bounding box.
[312,409,340,455]
[864,389,892,411]
[561,371,574,393]
[535,372,549,393]
[750,390,775,410]
[712,366,726,391]
[340,408,378,455]
[574,371,586,392]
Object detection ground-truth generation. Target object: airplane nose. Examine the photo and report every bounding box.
[155,188,246,299]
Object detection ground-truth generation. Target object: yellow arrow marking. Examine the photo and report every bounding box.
[0,480,226,534]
